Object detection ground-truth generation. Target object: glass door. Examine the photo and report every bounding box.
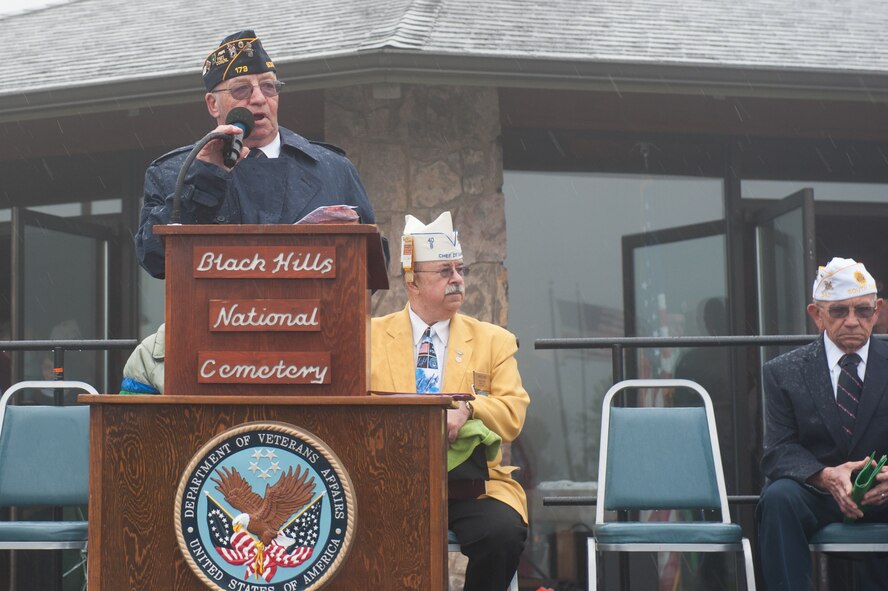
[622,220,729,377]
[621,220,732,460]
[754,188,816,362]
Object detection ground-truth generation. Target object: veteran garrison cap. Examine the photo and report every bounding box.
[812,257,877,301]
[202,30,276,91]
[400,212,462,276]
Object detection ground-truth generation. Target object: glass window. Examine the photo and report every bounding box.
[743,180,888,202]
[139,268,165,338]
[90,198,123,215]
[0,199,123,221]
[29,203,82,217]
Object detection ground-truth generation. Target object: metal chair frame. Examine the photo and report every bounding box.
[589,379,756,590]
[808,522,888,562]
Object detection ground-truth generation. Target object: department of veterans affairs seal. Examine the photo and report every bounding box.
[175,422,355,591]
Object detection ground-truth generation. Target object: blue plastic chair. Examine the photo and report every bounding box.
[589,379,755,590]
[0,380,98,586]
[448,530,518,591]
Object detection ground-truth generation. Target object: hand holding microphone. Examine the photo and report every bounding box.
[195,107,255,169]
[171,107,256,223]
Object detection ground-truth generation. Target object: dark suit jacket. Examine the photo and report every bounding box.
[761,335,888,485]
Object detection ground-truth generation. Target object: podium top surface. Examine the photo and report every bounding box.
[79,394,455,407]
[153,224,380,236]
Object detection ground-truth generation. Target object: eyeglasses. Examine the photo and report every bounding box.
[212,80,285,101]
[820,304,877,319]
[414,265,470,279]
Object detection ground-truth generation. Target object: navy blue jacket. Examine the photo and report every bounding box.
[136,127,376,278]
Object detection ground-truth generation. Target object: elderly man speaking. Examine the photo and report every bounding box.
[136,29,378,278]
[758,257,888,590]
[370,212,529,591]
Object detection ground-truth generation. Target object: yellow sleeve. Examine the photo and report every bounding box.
[471,330,529,442]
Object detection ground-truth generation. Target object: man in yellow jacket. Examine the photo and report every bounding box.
[370,211,529,591]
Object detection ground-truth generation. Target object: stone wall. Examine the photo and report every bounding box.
[325,84,508,326]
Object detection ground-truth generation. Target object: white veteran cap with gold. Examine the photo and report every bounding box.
[812,257,877,301]
[400,212,462,276]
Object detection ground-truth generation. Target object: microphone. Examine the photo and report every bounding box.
[169,107,255,224]
[222,107,255,168]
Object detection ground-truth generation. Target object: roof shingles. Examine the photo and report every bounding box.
[4,0,888,97]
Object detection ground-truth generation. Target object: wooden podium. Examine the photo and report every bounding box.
[84,224,451,590]
[83,395,450,590]
[157,224,388,397]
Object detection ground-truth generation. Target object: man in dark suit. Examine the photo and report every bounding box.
[759,257,888,590]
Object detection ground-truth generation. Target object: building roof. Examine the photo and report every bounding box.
[4,0,888,117]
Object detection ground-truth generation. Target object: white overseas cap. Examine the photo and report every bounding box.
[400,211,462,271]
[812,257,877,301]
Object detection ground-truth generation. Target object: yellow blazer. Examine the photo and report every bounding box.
[370,307,530,522]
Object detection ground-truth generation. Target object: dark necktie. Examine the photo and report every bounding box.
[247,149,266,159]
[415,326,440,393]
[837,353,863,440]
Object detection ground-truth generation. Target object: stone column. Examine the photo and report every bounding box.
[325,84,508,326]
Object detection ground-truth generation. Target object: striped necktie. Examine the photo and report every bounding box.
[837,353,863,441]
[415,326,441,394]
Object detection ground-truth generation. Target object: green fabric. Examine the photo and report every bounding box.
[119,388,155,395]
[447,418,501,471]
[845,451,888,522]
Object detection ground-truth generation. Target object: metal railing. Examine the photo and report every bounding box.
[536,333,821,493]
[534,333,825,497]
[0,338,139,401]
[535,334,821,384]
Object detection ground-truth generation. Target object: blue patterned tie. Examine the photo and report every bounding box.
[415,326,440,393]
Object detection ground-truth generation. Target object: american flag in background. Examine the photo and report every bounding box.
[556,298,624,358]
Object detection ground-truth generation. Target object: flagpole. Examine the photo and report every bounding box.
[549,280,575,480]
[280,491,327,532]
[204,491,236,521]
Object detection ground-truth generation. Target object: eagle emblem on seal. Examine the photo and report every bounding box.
[207,465,323,582]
